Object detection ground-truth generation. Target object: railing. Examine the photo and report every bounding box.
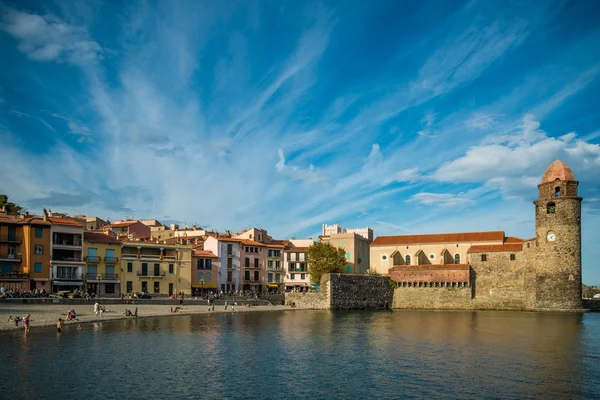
[163,255,177,260]
[267,266,283,270]
[122,253,137,259]
[0,235,22,243]
[139,254,161,259]
[0,271,28,278]
[137,271,165,277]
[86,273,119,279]
[104,256,119,263]
[51,257,84,263]
[0,255,22,262]
[85,255,101,262]
[53,241,82,246]
[53,273,83,280]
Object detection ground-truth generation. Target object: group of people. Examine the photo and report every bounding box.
[0,287,49,299]
[123,308,138,317]
[65,309,78,321]
[7,314,31,332]
[93,302,107,315]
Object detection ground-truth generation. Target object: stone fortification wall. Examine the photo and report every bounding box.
[469,250,534,310]
[284,274,393,310]
[393,285,472,309]
[329,274,393,310]
[285,275,330,309]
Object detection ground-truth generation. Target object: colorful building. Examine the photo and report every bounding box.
[266,242,285,292]
[191,249,218,295]
[320,231,371,274]
[120,241,192,296]
[107,220,151,240]
[283,239,314,291]
[48,211,85,293]
[203,236,240,293]
[0,211,51,291]
[84,231,122,297]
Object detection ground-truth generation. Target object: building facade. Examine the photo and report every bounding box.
[284,239,314,291]
[203,236,240,293]
[120,241,192,296]
[370,158,583,311]
[0,212,51,291]
[191,250,218,295]
[320,232,371,274]
[49,213,85,293]
[266,243,285,292]
[84,232,122,297]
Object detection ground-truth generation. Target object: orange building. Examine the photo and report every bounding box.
[0,211,51,291]
[191,249,218,295]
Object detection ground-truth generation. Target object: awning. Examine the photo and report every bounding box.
[191,282,218,289]
[266,283,280,288]
[53,281,84,286]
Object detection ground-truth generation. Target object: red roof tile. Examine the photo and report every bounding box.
[109,221,140,227]
[193,250,218,258]
[467,243,523,253]
[49,217,83,227]
[505,236,524,243]
[372,231,505,246]
[542,158,575,183]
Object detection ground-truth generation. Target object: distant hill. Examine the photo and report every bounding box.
[583,284,600,299]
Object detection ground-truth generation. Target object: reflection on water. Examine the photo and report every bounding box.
[0,311,599,399]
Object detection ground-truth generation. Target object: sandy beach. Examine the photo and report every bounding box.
[0,302,296,332]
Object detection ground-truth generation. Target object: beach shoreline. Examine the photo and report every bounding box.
[0,303,298,332]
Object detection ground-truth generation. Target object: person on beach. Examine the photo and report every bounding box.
[57,318,63,333]
[134,307,138,317]
[224,301,228,310]
[23,314,30,333]
[77,324,81,331]
[94,302,100,315]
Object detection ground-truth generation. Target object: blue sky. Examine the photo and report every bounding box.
[1,0,600,283]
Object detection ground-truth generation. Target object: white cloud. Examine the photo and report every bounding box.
[67,121,91,135]
[396,168,422,183]
[408,192,476,208]
[275,148,330,185]
[466,113,497,130]
[565,141,600,168]
[1,8,102,64]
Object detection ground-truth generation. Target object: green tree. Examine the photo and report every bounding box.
[0,194,24,215]
[306,242,346,284]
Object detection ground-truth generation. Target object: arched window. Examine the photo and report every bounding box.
[547,202,556,213]
[197,272,204,281]
[405,255,411,265]
[454,253,461,264]
[205,272,212,281]
[555,187,561,197]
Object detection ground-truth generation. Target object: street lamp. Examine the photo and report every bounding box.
[201,279,204,297]
[97,274,101,299]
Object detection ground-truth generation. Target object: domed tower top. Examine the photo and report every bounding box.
[541,157,575,183]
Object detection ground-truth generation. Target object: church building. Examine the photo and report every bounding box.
[369,159,583,311]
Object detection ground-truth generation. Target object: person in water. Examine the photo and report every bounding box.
[56,318,63,333]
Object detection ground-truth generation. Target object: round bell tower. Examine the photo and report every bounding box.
[533,158,582,310]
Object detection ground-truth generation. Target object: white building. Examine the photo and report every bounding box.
[203,236,241,293]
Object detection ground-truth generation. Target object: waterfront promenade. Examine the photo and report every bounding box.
[0,302,295,332]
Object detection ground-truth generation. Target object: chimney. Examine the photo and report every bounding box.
[43,208,49,221]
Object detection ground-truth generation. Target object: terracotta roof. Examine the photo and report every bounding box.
[288,247,309,252]
[49,217,83,227]
[266,243,285,248]
[84,232,121,245]
[240,239,266,247]
[109,221,140,227]
[20,216,51,226]
[467,243,523,253]
[389,264,471,271]
[505,236,524,243]
[542,158,575,183]
[193,250,218,258]
[268,240,290,246]
[372,231,505,246]
[206,235,241,243]
[0,215,21,224]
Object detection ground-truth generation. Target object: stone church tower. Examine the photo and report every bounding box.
[533,158,582,310]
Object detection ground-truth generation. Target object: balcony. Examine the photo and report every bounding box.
[52,241,82,248]
[86,273,119,280]
[0,254,22,262]
[104,256,119,263]
[0,271,28,279]
[51,257,84,264]
[163,255,177,260]
[0,235,22,243]
[137,271,166,279]
[122,253,138,259]
[53,273,83,280]
[267,266,283,271]
[139,253,161,260]
[85,255,101,262]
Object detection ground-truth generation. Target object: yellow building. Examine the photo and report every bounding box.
[84,232,122,297]
[0,212,51,291]
[120,241,192,296]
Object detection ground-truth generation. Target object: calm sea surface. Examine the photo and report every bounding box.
[0,310,599,399]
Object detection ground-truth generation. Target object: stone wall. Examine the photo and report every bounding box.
[328,274,393,310]
[393,285,473,309]
[469,251,533,310]
[284,274,393,310]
